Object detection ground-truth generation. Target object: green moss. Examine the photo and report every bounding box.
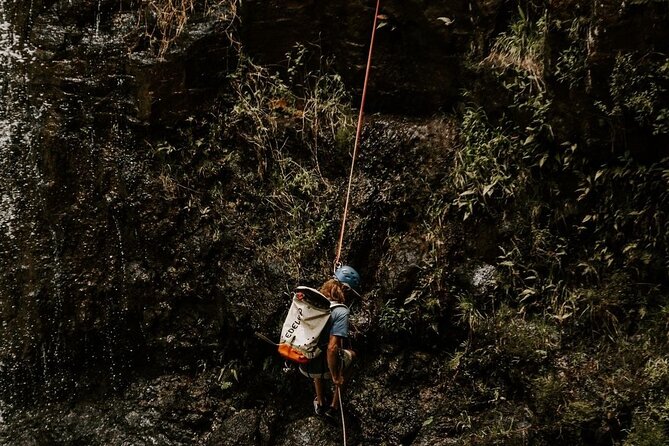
[562,400,598,426]
[532,373,566,415]
[496,316,560,360]
[623,416,668,446]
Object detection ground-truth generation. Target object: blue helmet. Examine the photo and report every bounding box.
[334,265,360,290]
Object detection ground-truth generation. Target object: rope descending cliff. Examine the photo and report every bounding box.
[334,0,382,273]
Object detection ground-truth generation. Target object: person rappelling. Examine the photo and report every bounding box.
[255,266,361,419]
[255,0,380,443]
[298,266,361,419]
[297,0,380,423]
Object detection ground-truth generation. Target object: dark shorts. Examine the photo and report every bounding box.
[298,350,354,379]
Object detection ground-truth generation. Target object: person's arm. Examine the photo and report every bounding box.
[327,334,344,386]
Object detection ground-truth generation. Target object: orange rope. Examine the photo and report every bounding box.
[334,0,381,271]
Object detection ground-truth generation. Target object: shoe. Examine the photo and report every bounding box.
[313,398,326,416]
[323,406,339,421]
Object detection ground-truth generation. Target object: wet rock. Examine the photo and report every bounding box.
[345,351,450,445]
[376,231,426,297]
[0,372,234,445]
[240,0,472,113]
[207,409,260,446]
[470,263,498,296]
[276,416,344,446]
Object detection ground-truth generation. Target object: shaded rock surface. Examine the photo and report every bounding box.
[276,417,345,446]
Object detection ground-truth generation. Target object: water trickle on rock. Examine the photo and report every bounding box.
[0,0,58,404]
[0,0,21,241]
[95,0,102,37]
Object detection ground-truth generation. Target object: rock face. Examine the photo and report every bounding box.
[1,0,239,399]
[240,0,474,113]
[0,0,668,445]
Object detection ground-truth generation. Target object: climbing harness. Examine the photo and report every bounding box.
[333,0,382,272]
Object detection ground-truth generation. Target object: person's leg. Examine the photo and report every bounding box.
[313,377,325,406]
[329,350,355,410]
[331,386,339,408]
[302,353,330,408]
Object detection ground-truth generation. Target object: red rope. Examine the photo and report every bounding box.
[334,0,381,271]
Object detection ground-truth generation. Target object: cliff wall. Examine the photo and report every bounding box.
[0,1,668,444]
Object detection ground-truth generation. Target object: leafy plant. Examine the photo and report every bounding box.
[573,154,669,279]
[554,18,590,89]
[453,7,554,221]
[378,301,414,338]
[483,5,547,91]
[451,107,528,219]
[139,0,194,57]
[455,291,485,336]
[227,46,353,178]
[219,46,355,277]
[607,53,669,135]
[139,0,240,57]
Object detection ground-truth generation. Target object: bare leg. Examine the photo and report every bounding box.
[331,350,356,409]
[331,383,339,409]
[313,377,325,406]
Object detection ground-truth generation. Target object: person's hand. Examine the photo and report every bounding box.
[333,375,345,387]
